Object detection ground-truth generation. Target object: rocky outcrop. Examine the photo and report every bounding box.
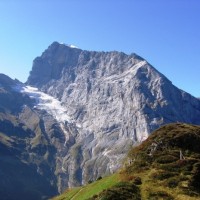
[26,42,200,191]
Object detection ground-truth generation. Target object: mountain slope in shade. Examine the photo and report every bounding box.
[26,42,200,189]
[0,73,83,197]
[0,74,59,199]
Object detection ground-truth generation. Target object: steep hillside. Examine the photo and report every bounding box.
[26,42,200,189]
[53,123,200,200]
[0,74,59,199]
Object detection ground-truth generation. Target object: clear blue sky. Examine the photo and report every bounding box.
[0,0,199,97]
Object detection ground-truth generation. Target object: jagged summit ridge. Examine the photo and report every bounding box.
[27,42,150,87]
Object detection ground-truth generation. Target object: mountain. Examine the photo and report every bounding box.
[26,42,200,187]
[0,42,200,199]
[53,123,200,200]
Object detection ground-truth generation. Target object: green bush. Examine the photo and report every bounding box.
[97,176,102,181]
[155,155,178,164]
[90,182,141,200]
[151,171,178,180]
[88,180,93,184]
[148,190,174,200]
[166,177,179,188]
[190,162,200,191]
[133,177,142,185]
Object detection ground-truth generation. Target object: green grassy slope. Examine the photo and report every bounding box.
[52,173,120,200]
[52,123,200,200]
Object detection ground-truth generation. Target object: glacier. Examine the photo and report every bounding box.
[15,85,71,124]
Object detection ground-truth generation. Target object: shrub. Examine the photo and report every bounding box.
[88,180,93,184]
[97,176,102,181]
[155,155,178,164]
[190,162,200,191]
[92,182,141,200]
[148,190,174,200]
[166,177,179,188]
[133,177,142,185]
[151,171,178,180]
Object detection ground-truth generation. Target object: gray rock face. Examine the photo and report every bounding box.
[26,42,200,191]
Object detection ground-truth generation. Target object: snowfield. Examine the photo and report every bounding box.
[15,85,71,124]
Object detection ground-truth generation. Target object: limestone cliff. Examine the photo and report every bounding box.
[26,42,200,190]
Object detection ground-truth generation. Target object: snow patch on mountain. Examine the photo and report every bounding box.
[68,44,79,49]
[60,42,79,49]
[14,85,71,124]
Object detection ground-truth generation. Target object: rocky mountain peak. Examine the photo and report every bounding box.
[1,43,200,199]
[24,43,200,191]
[27,42,164,93]
[27,42,82,87]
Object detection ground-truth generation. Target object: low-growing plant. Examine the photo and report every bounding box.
[166,177,179,188]
[190,162,200,192]
[148,190,174,200]
[133,176,142,185]
[155,155,178,164]
[92,182,141,200]
[97,176,102,181]
[151,171,178,180]
[88,180,93,184]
